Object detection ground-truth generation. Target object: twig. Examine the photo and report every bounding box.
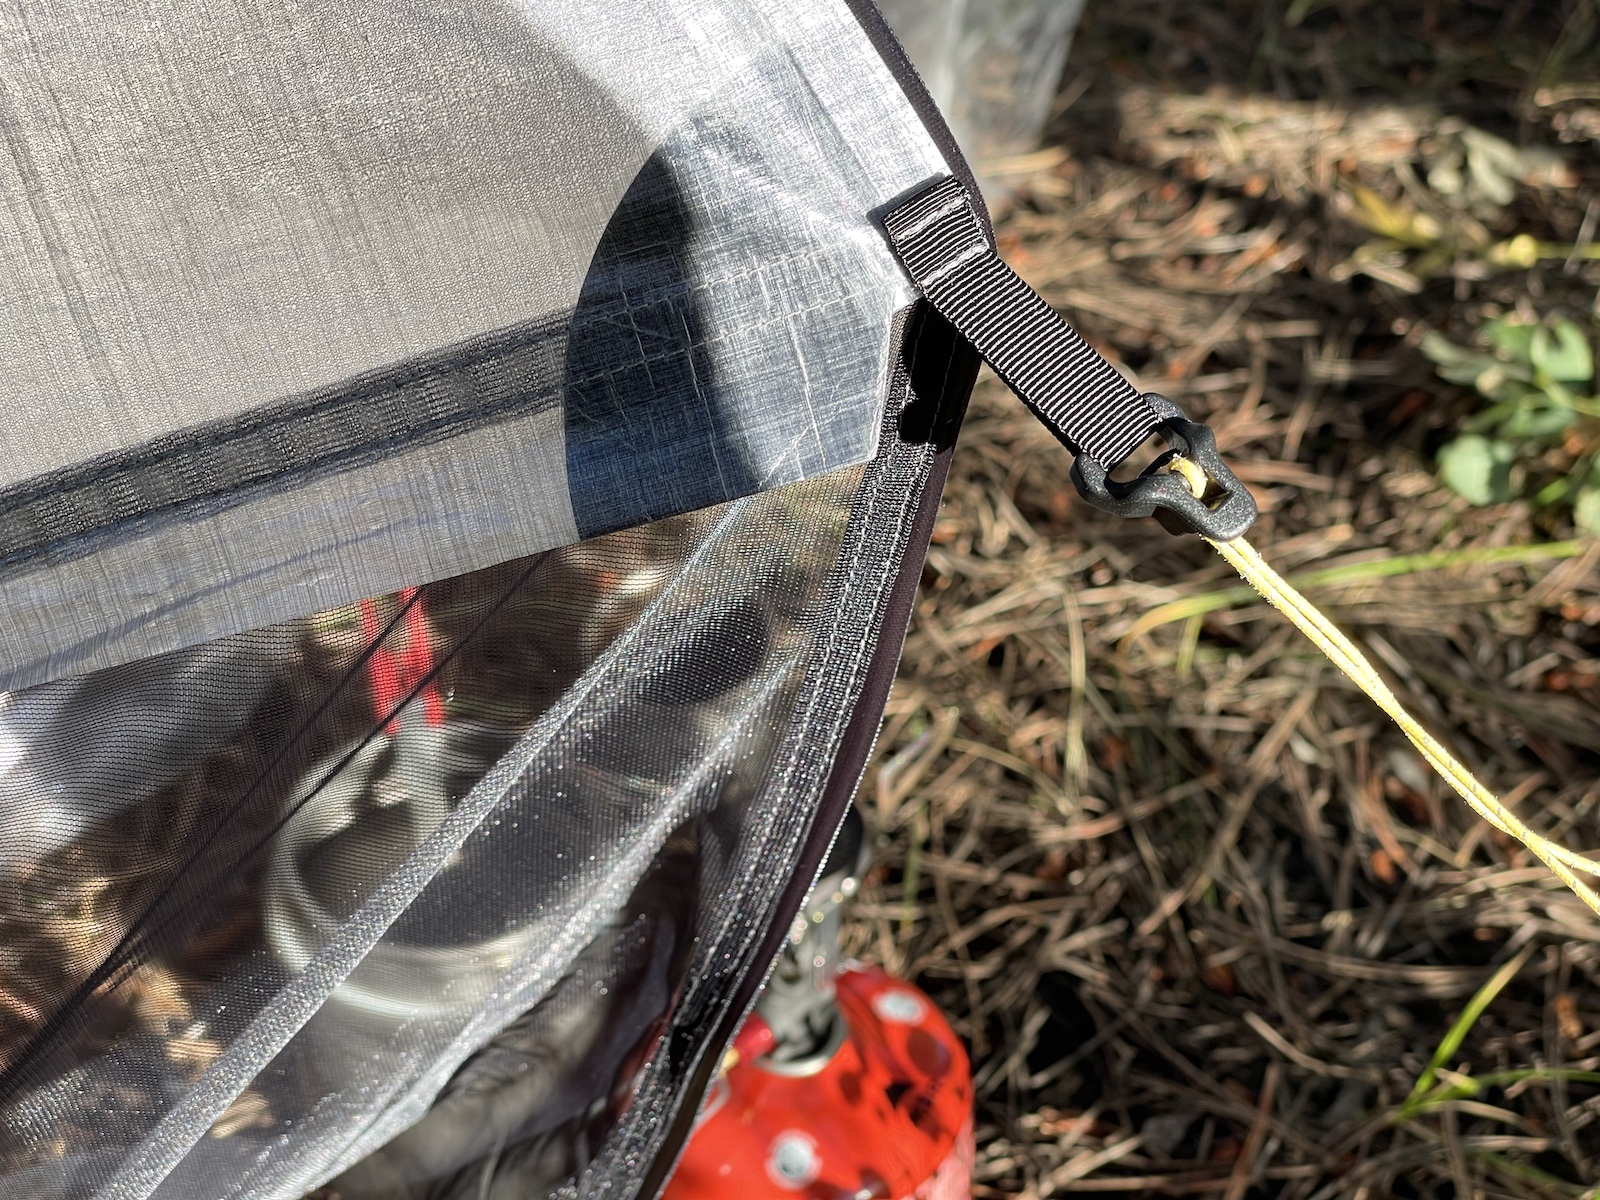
[1223,1061,1280,1200]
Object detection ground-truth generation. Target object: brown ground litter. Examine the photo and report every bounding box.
[851,2,1600,1196]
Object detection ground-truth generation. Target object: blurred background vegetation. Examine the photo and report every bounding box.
[852,2,1600,1195]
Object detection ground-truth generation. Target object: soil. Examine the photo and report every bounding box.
[851,2,1600,1196]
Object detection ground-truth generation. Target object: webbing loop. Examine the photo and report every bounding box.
[881,177,1255,541]
[882,177,1158,468]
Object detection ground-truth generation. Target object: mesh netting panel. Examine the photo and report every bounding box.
[0,467,863,1200]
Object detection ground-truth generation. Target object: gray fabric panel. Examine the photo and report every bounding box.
[0,0,643,480]
[0,408,577,694]
[0,0,948,694]
[563,53,905,537]
[0,318,574,578]
[535,3,947,202]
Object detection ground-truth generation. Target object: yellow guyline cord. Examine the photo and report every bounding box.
[1165,454,1600,917]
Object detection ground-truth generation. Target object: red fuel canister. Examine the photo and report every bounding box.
[664,964,972,1200]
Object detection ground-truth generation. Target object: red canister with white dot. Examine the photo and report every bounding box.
[663,966,972,1200]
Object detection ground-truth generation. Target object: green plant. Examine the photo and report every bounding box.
[1422,313,1600,532]
[1334,125,1592,292]
[1394,945,1600,1198]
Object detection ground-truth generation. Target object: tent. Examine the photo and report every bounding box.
[0,3,990,1196]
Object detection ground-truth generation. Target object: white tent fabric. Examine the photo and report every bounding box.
[0,0,948,694]
[0,4,982,1198]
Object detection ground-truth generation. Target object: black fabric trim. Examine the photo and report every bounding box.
[898,303,982,451]
[0,315,571,577]
[630,301,975,1200]
[637,445,954,1200]
[882,176,1158,467]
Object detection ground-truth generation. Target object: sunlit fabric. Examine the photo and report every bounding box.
[0,2,979,1196]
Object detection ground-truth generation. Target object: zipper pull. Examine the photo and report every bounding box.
[881,176,1257,542]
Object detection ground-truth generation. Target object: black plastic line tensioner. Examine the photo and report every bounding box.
[1070,395,1258,541]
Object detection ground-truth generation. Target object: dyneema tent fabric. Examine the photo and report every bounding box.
[0,3,983,1197]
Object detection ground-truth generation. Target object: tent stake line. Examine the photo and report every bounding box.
[881,173,1600,922]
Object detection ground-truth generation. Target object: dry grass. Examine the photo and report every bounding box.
[850,2,1600,1196]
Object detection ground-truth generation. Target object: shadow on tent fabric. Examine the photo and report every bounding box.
[563,146,746,538]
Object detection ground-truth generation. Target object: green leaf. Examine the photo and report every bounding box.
[1575,485,1600,534]
[1535,476,1576,507]
[1464,401,1517,434]
[1420,330,1483,366]
[1435,359,1488,387]
[1499,400,1575,440]
[1471,362,1535,402]
[1426,148,1464,198]
[1421,332,1541,397]
[1421,331,1506,390]
[1473,363,1506,397]
[1461,128,1520,207]
[1437,435,1515,506]
[1348,186,1439,247]
[1483,316,1536,363]
[1530,319,1594,384]
[1402,945,1534,1119]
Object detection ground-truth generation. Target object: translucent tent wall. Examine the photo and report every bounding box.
[0,3,983,1198]
[878,0,1087,200]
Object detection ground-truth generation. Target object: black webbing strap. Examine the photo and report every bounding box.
[882,177,1159,469]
